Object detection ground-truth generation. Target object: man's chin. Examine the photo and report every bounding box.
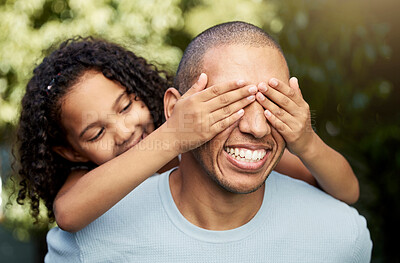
[215,178,266,195]
[216,162,274,194]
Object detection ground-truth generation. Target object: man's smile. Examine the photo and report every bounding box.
[223,146,270,170]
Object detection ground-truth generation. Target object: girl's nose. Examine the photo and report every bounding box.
[114,115,136,145]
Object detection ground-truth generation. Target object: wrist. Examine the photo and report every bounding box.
[297,132,322,161]
[157,121,182,155]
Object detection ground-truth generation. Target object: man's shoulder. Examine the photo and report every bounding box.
[268,172,370,233]
[269,171,342,203]
[265,172,372,261]
[92,172,166,221]
[267,171,366,227]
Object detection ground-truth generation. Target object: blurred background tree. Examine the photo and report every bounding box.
[0,0,398,262]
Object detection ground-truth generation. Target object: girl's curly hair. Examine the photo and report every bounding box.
[16,36,172,222]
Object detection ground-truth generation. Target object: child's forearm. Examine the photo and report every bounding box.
[54,123,179,232]
[274,149,317,186]
[298,134,359,204]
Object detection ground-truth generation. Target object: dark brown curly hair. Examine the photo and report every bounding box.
[15,36,172,222]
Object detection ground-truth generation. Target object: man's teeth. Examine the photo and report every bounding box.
[225,147,266,162]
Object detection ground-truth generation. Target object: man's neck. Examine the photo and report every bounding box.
[169,153,265,231]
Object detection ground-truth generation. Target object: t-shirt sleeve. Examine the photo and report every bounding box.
[45,227,81,263]
[352,211,373,262]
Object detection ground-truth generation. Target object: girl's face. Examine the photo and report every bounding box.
[58,71,155,165]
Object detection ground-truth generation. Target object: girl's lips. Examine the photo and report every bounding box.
[223,149,270,171]
[126,133,145,150]
[118,133,144,156]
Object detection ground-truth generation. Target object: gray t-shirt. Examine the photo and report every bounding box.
[46,170,372,262]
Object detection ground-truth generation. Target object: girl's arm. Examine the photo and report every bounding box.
[54,74,257,232]
[274,147,359,204]
[258,77,359,204]
[274,149,317,186]
[54,127,182,232]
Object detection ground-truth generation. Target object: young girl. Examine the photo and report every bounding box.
[16,37,358,234]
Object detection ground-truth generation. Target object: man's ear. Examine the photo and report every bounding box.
[53,146,90,163]
[163,87,181,120]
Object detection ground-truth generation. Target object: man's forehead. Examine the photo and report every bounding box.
[202,44,289,86]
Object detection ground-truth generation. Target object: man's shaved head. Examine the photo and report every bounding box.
[174,21,284,93]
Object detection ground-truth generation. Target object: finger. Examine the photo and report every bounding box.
[209,95,256,124]
[287,77,309,109]
[210,109,244,134]
[256,92,297,128]
[289,77,299,90]
[180,73,208,99]
[289,76,304,99]
[262,78,304,107]
[258,81,300,113]
[206,84,257,112]
[196,79,249,102]
[268,78,294,97]
[264,109,291,135]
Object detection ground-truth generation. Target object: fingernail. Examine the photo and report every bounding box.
[248,85,257,94]
[247,95,255,101]
[258,82,268,92]
[269,78,278,87]
[257,93,265,101]
[265,110,271,117]
[237,109,244,116]
[197,73,206,83]
[237,80,245,86]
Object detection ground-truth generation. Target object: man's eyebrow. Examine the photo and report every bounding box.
[79,91,126,138]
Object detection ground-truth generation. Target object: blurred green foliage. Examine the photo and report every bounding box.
[0,0,398,262]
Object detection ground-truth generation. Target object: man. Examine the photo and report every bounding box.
[46,21,372,262]
[163,21,372,261]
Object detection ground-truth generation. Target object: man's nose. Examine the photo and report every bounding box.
[238,101,271,138]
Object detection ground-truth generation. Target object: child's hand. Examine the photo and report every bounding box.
[166,73,257,153]
[255,77,317,157]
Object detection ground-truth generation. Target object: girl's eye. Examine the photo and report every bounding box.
[120,100,132,113]
[88,128,105,142]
